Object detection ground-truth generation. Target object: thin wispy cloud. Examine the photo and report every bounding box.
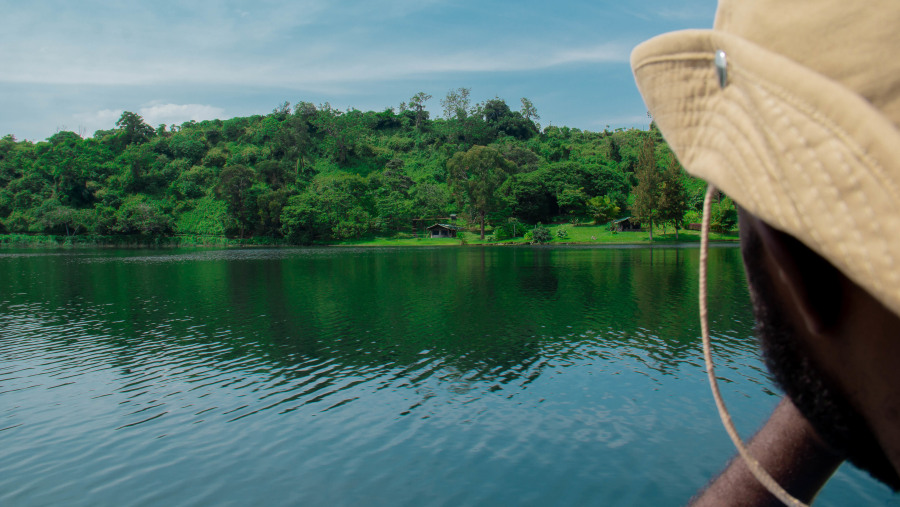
[0,0,717,141]
[0,0,634,88]
[2,41,631,88]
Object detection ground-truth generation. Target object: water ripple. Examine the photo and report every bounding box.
[0,246,889,506]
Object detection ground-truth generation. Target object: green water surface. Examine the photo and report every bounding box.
[0,246,892,505]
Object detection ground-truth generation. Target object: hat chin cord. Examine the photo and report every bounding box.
[700,185,808,507]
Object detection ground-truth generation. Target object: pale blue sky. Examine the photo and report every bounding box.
[1,0,717,142]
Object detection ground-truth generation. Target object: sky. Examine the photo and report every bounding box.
[0,0,718,142]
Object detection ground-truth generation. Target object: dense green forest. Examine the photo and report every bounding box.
[0,90,736,244]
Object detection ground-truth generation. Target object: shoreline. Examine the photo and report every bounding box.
[0,230,740,249]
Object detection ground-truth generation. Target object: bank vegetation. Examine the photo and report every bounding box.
[0,89,737,246]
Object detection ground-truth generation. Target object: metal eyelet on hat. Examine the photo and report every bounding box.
[715,50,728,89]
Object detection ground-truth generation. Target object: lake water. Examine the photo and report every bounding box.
[0,246,894,506]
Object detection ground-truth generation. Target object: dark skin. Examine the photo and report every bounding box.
[691,398,841,506]
[691,209,900,505]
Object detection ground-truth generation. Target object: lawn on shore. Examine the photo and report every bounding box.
[0,224,739,249]
[333,224,739,247]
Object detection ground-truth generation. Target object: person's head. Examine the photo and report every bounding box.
[631,0,900,489]
[739,210,900,489]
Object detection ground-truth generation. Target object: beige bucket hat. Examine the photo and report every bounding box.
[631,0,900,318]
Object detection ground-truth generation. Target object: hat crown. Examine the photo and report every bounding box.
[715,0,900,128]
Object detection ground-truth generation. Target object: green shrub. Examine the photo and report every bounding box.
[3,211,35,233]
[710,197,737,232]
[492,219,525,240]
[531,223,551,244]
[115,197,173,235]
[587,195,620,225]
[683,210,702,225]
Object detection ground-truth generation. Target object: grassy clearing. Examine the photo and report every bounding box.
[1,225,739,249]
[333,224,738,247]
[541,224,739,245]
[330,233,460,247]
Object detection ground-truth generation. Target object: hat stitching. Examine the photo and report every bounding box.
[715,76,774,220]
[766,88,863,279]
[730,61,893,303]
[758,89,832,256]
[722,72,807,240]
[759,70,900,284]
[753,91,802,234]
[731,53,900,209]
[732,64,882,289]
[632,52,714,72]
[831,136,886,285]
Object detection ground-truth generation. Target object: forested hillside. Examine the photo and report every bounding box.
[0,90,735,244]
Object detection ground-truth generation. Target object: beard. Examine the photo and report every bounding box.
[740,221,900,491]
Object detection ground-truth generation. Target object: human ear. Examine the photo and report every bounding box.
[741,212,844,335]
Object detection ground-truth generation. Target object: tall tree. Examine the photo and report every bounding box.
[40,131,91,203]
[632,133,661,241]
[408,92,432,130]
[482,98,512,124]
[520,97,540,130]
[441,88,471,120]
[216,164,257,238]
[372,160,414,232]
[412,181,449,219]
[481,98,537,140]
[272,101,291,118]
[447,145,515,239]
[658,154,689,239]
[607,136,622,166]
[115,111,154,146]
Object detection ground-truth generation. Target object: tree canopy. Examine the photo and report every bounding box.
[0,92,721,243]
[631,133,662,241]
[448,145,516,239]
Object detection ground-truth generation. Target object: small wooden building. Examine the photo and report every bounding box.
[426,223,460,238]
[612,217,642,232]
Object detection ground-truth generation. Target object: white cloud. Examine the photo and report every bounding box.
[139,103,225,127]
[75,109,124,132]
[71,103,225,137]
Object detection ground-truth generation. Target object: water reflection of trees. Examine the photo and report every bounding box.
[0,246,761,386]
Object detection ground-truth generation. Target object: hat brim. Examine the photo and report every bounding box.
[632,29,900,318]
